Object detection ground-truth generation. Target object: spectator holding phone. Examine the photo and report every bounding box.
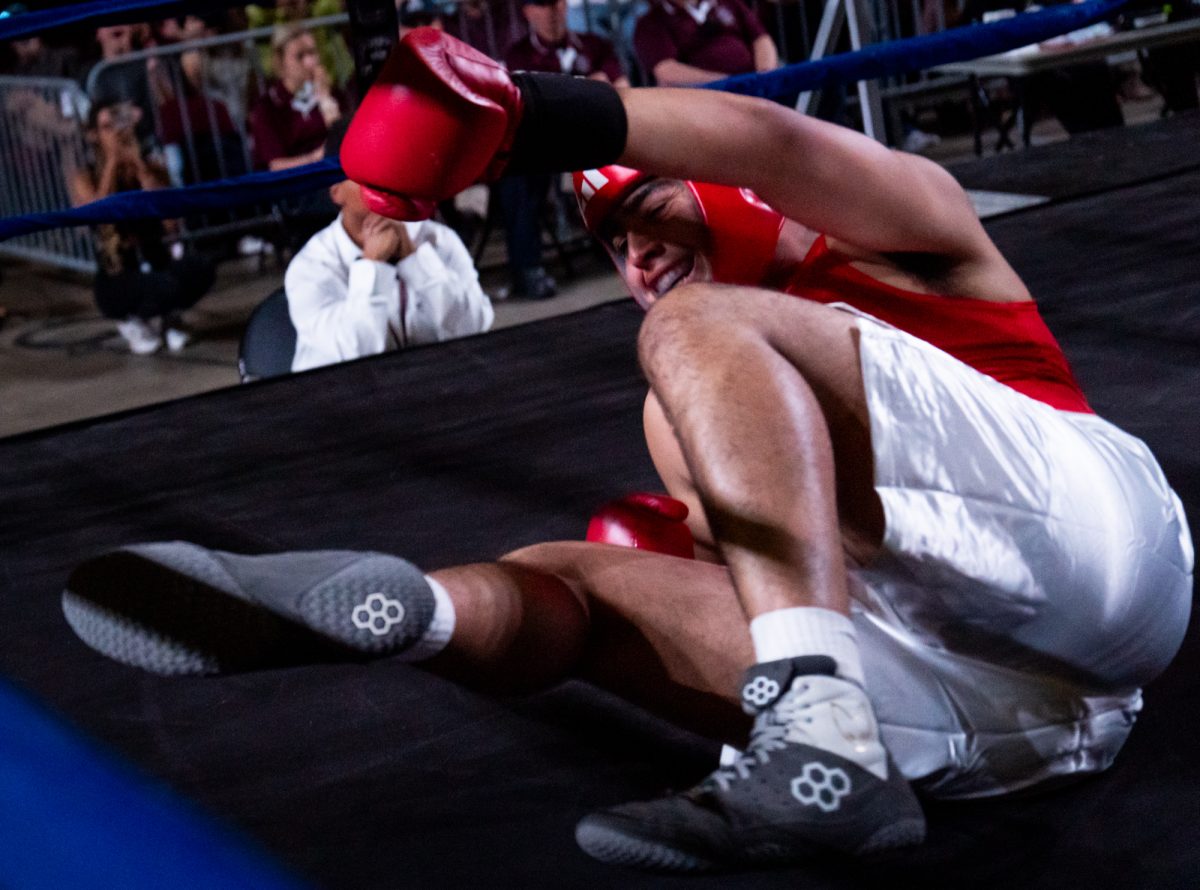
[69,100,214,354]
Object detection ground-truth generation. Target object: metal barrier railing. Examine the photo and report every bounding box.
[411,0,956,79]
[83,13,354,252]
[0,75,95,273]
[0,0,966,274]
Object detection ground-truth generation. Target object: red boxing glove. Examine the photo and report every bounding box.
[342,27,524,220]
[357,189,438,222]
[586,493,695,560]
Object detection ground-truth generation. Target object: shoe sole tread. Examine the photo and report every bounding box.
[575,821,715,872]
[62,550,358,675]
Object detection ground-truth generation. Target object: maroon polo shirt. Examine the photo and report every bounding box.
[248,78,330,169]
[160,92,237,145]
[634,0,766,79]
[504,30,624,81]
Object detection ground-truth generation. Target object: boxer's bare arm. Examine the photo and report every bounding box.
[618,88,1027,298]
[618,88,971,254]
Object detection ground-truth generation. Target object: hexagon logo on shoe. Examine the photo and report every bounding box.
[351,592,407,636]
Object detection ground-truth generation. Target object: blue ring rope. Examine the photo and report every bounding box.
[0,0,1127,242]
[0,160,346,240]
[0,1,232,42]
[706,0,1126,100]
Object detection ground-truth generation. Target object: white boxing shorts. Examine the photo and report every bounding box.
[839,308,1194,799]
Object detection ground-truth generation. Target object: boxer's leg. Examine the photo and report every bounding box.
[637,284,884,688]
[642,393,720,561]
[63,535,751,735]
[429,543,751,738]
[638,282,885,618]
[573,284,925,870]
[643,388,881,567]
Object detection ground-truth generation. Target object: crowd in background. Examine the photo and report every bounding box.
[0,0,793,352]
[1,0,1198,355]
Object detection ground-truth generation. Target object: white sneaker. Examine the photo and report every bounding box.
[165,327,191,352]
[901,128,942,154]
[237,235,268,256]
[116,317,162,355]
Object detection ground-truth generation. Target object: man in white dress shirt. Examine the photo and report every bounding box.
[285,124,494,373]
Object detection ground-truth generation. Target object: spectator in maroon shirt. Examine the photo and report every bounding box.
[506,0,629,86]
[158,47,243,184]
[634,0,777,85]
[495,0,631,299]
[248,23,342,171]
[248,23,342,248]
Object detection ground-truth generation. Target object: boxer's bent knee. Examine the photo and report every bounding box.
[638,282,862,380]
[637,283,737,373]
[434,553,591,690]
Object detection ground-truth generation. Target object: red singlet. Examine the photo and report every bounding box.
[785,236,1092,414]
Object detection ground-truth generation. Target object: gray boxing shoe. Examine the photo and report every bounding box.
[62,542,436,676]
[575,656,926,872]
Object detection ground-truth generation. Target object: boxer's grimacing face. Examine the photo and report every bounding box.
[601,178,713,308]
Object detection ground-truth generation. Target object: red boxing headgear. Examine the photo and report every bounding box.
[572,165,786,301]
[574,165,649,233]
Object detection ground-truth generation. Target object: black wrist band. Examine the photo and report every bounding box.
[506,73,628,175]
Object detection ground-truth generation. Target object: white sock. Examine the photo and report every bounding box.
[393,575,457,662]
[749,606,865,688]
